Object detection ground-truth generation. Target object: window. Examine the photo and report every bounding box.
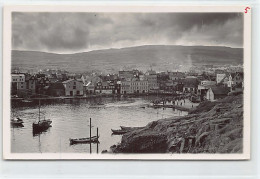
[73,86,76,89]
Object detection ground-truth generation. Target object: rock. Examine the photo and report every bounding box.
[111,95,244,154]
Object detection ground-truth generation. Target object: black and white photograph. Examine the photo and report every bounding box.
[3,6,251,160]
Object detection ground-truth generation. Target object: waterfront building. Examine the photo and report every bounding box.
[85,81,96,94]
[96,81,114,94]
[62,79,83,96]
[26,75,37,95]
[145,70,159,91]
[11,73,26,97]
[37,77,50,95]
[45,82,65,97]
[129,78,149,94]
[120,79,131,94]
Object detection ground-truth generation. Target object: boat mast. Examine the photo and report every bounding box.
[39,99,41,122]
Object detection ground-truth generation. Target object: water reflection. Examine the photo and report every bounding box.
[11,96,189,153]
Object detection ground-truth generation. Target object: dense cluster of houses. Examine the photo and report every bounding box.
[11,68,244,101]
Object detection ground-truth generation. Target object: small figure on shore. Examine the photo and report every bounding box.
[180,102,182,106]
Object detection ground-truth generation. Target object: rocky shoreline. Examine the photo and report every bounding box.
[110,95,243,153]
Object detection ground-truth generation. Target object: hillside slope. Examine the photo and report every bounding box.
[12,45,243,73]
[111,95,243,153]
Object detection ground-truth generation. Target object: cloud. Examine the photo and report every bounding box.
[12,12,243,53]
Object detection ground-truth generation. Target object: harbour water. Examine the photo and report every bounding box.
[11,96,189,153]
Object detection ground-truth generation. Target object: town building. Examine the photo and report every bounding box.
[96,81,115,94]
[45,82,65,96]
[129,78,149,94]
[227,72,244,90]
[62,79,83,96]
[183,76,199,94]
[216,74,227,84]
[85,81,96,94]
[145,70,159,91]
[11,73,26,97]
[168,72,185,81]
[119,71,134,81]
[206,87,229,101]
[26,75,37,95]
[120,80,131,94]
[197,81,217,100]
[37,77,50,94]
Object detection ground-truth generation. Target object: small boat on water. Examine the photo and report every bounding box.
[120,126,143,131]
[111,129,129,135]
[32,100,52,135]
[33,119,52,134]
[11,117,24,127]
[70,136,99,145]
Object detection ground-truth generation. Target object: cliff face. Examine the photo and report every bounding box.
[112,95,243,153]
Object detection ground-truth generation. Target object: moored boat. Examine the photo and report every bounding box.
[11,117,24,127]
[32,100,52,135]
[70,136,99,145]
[111,129,129,135]
[33,119,52,134]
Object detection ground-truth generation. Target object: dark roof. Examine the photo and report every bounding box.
[49,82,65,90]
[183,77,199,87]
[235,72,244,79]
[233,82,243,88]
[211,87,229,95]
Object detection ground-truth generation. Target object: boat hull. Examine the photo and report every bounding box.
[70,136,99,145]
[32,120,52,135]
[111,129,129,135]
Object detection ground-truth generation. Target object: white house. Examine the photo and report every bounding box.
[206,87,229,101]
[216,74,226,84]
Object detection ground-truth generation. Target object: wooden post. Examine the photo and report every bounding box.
[96,127,99,154]
[89,118,92,154]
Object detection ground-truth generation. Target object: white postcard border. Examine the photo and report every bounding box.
[3,5,251,160]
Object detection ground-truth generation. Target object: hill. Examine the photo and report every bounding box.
[12,45,243,73]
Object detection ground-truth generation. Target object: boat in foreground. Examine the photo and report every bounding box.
[111,129,129,135]
[70,136,99,145]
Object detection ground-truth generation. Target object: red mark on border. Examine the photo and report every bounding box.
[245,7,250,13]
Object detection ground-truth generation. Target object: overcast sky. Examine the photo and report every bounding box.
[12,12,243,53]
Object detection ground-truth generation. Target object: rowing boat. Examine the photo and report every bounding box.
[70,136,99,145]
[111,129,129,135]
